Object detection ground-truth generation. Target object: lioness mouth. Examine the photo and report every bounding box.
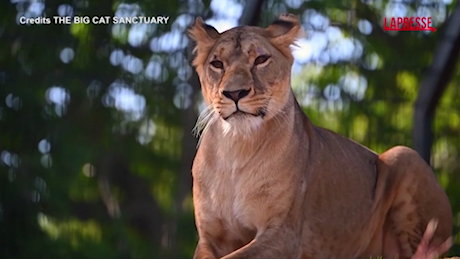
[224,110,261,120]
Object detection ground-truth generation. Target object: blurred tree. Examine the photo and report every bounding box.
[413,0,460,164]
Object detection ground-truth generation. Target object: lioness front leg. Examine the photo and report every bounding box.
[375,146,452,258]
[222,218,304,258]
[194,240,217,259]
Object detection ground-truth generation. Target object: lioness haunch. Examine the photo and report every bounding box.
[188,13,452,259]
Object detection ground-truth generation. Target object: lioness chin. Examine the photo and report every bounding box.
[188,13,452,259]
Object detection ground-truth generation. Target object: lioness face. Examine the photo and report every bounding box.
[189,14,303,137]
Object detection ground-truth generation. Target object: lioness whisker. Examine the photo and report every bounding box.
[193,104,218,142]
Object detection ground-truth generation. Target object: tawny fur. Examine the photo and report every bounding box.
[189,13,453,259]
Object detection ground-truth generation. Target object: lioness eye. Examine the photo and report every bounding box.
[210,60,224,69]
[254,55,270,66]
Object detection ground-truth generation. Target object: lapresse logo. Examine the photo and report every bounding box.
[383,16,437,32]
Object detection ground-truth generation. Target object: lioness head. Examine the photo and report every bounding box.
[189,13,304,138]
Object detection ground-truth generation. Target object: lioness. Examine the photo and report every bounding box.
[188,13,453,258]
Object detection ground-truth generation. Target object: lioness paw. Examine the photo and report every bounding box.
[412,219,453,259]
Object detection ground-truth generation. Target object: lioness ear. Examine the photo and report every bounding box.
[266,13,305,60]
[188,17,221,74]
[188,17,220,54]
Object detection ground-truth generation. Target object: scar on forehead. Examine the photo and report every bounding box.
[247,44,266,55]
[255,46,266,55]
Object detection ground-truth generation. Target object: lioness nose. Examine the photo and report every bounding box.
[222,89,250,103]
